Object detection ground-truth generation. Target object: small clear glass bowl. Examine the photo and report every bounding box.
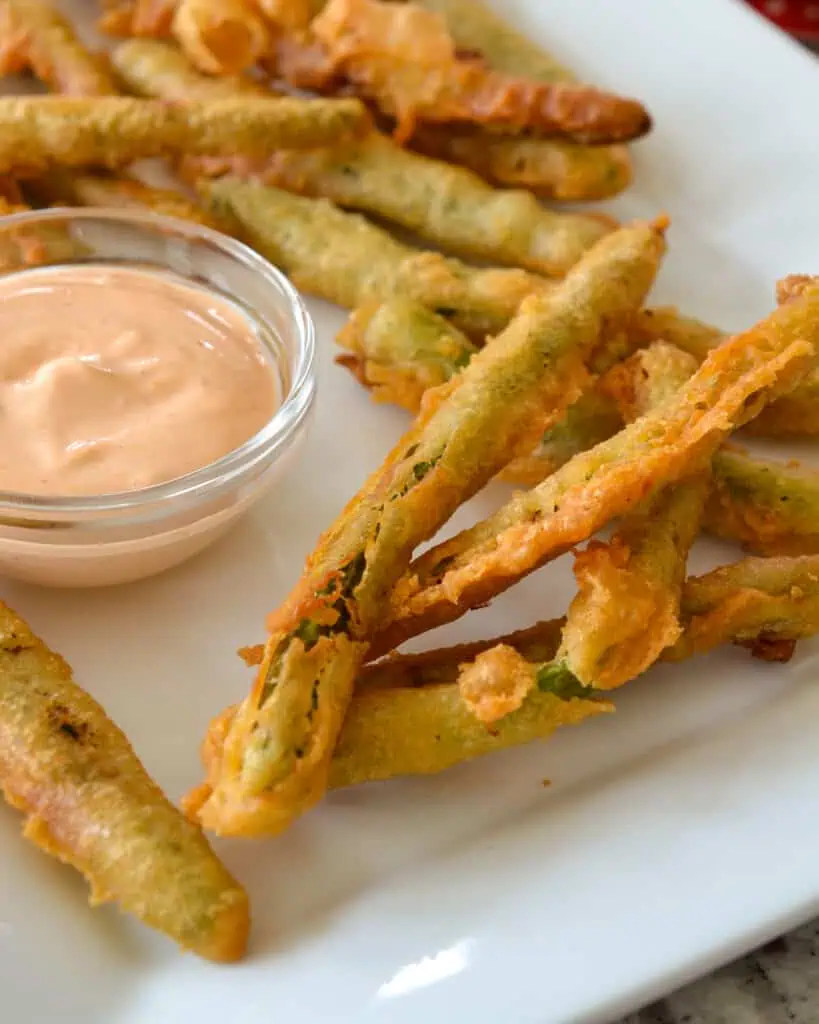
[0,208,316,588]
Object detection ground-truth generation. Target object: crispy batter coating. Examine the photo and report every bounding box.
[706,449,819,557]
[336,300,478,410]
[113,38,270,98]
[187,131,612,276]
[202,177,552,336]
[410,128,632,202]
[190,221,665,837]
[554,477,708,690]
[373,283,819,655]
[172,0,270,74]
[406,0,631,200]
[98,0,177,37]
[0,95,367,174]
[329,671,606,787]
[0,0,118,95]
[609,341,819,557]
[630,304,819,439]
[0,602,249,961]
[304,0,651,144]
[669,555,819,662]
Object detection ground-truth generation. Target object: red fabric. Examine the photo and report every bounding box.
[745,0,819,41]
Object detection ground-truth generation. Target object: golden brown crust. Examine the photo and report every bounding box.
[0,602,249,961]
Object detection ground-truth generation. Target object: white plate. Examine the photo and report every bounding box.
[2,2,819,1022]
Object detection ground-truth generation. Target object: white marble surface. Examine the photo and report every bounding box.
[623,922,819,1023]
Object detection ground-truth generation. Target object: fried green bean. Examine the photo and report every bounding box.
[336,299,479,410]
[191,134,612,276]
[336,298,621,478]
[543,476,709,692]
[374,282,819,655]
[0,0,118,95]
[706,450,819,557]
[188,220,666,837]
[203,177,552,336]
[172,0,271,75]
[0,602,249,961]
[406,0,632,200]
[329,667,608,788]
[0,95,367,175]
[410,128,633,202]
[669,554,819,662]
[631,305,819,438]
[112,38,270,99]
[607,341,819,557]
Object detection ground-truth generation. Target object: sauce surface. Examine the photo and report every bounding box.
[0,264,278,496]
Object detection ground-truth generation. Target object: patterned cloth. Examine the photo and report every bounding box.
[620,921,819,1023]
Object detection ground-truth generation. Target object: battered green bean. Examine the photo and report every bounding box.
[336,300,478,411]
[374,282,819,655]
[669,554,819,662]
[543,476,709,692]
[411,127,632,202]
[187,220,667,837]
[0,602,249,961]
[608,341,819,557]
[408,0,632,200]
[203,177,552,336]
[112,38,270,99]
[631,305,819,438]
[0,95,367,174]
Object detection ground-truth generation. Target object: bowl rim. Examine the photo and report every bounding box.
[0,206,316,516]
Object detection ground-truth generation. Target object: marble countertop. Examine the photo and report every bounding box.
[620,920,819,1024]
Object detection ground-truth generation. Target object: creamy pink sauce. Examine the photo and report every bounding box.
[0,264,278,496]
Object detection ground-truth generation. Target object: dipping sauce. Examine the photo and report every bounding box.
[0,264,278,496]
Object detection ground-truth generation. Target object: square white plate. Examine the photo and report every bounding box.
[2,2,819,1022]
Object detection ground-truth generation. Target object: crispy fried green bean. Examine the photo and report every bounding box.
[0,602,249,961]
[631,305,819,438]
[669,555,819,662]
[410,128,633,202]
[188,220,666,837]
[112,38,270,99]
[406,0,632,201]
[374,283,819,655]
[329,668,608,788]
[336,297,621,477]
[0,95,367,175]
[336,299,478,410]
[609,341,819,557]
[192,134,612,276]
[543,476,709,692]
[706,450,819,557]
[203,177,552,336]
[0,0,118,95]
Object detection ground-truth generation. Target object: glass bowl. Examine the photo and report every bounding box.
[0,207,316,587]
